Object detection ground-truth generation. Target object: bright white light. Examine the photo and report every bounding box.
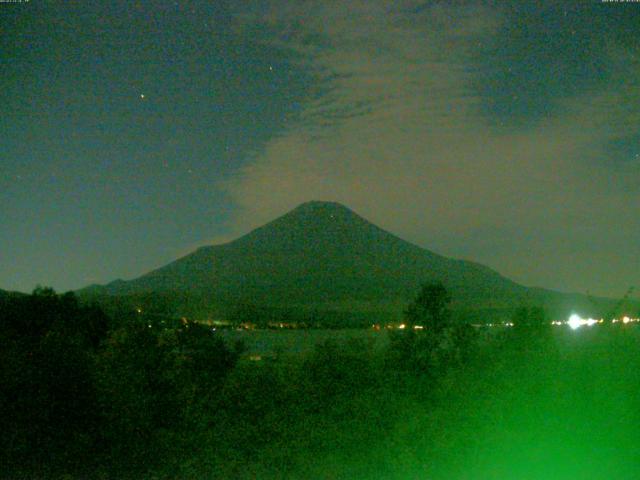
[568,314,582,330]
[569,315,586,329]
[567,314,598,330]
[623,316,631,324]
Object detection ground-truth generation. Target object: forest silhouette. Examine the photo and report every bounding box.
[2,286,640,479]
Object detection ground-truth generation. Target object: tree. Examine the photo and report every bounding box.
[0,288,106,477]
[389,282,476,378]
[404,282,452,332]
[512,305,547,328]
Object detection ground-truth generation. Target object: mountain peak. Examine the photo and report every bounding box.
[289,200,355,217]
[232,200,377,250]
[294,200,349,209]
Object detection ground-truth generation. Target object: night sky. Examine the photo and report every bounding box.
[1,1,639,297]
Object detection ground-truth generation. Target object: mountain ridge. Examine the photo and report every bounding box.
[78,201,623,323]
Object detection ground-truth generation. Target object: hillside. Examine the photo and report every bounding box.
[0,289,26,304]
[79,201,622,323]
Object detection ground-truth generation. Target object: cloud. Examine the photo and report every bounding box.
[223,1,639,297]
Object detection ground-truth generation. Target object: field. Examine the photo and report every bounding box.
[219,325,640,479]
[398,325,640,479]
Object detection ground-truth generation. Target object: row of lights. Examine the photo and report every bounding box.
[564,314,640,330]
[372,324,425,330]
[375,316,639,331]
[138,307,638,332]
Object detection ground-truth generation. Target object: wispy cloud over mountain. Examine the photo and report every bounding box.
[224,1,640,296]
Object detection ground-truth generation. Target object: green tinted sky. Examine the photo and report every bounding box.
[1,0,639,297]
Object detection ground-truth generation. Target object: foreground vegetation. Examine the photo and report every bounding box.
[2,287,640,479]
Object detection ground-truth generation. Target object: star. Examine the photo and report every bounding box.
[140,93,145,99]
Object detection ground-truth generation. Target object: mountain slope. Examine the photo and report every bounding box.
[0,288,25,301]
[79,201,617,322]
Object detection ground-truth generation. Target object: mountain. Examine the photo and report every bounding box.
[0,288,25,301]
[79,201,621,324]
[0,288,17,298]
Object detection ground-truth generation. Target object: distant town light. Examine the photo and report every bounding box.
[568,314,597,330]
[568,314,584,330]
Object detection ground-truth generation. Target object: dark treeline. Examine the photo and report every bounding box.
[2,286,640,479]
[0,287,241,479]
[0,284,469,479]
